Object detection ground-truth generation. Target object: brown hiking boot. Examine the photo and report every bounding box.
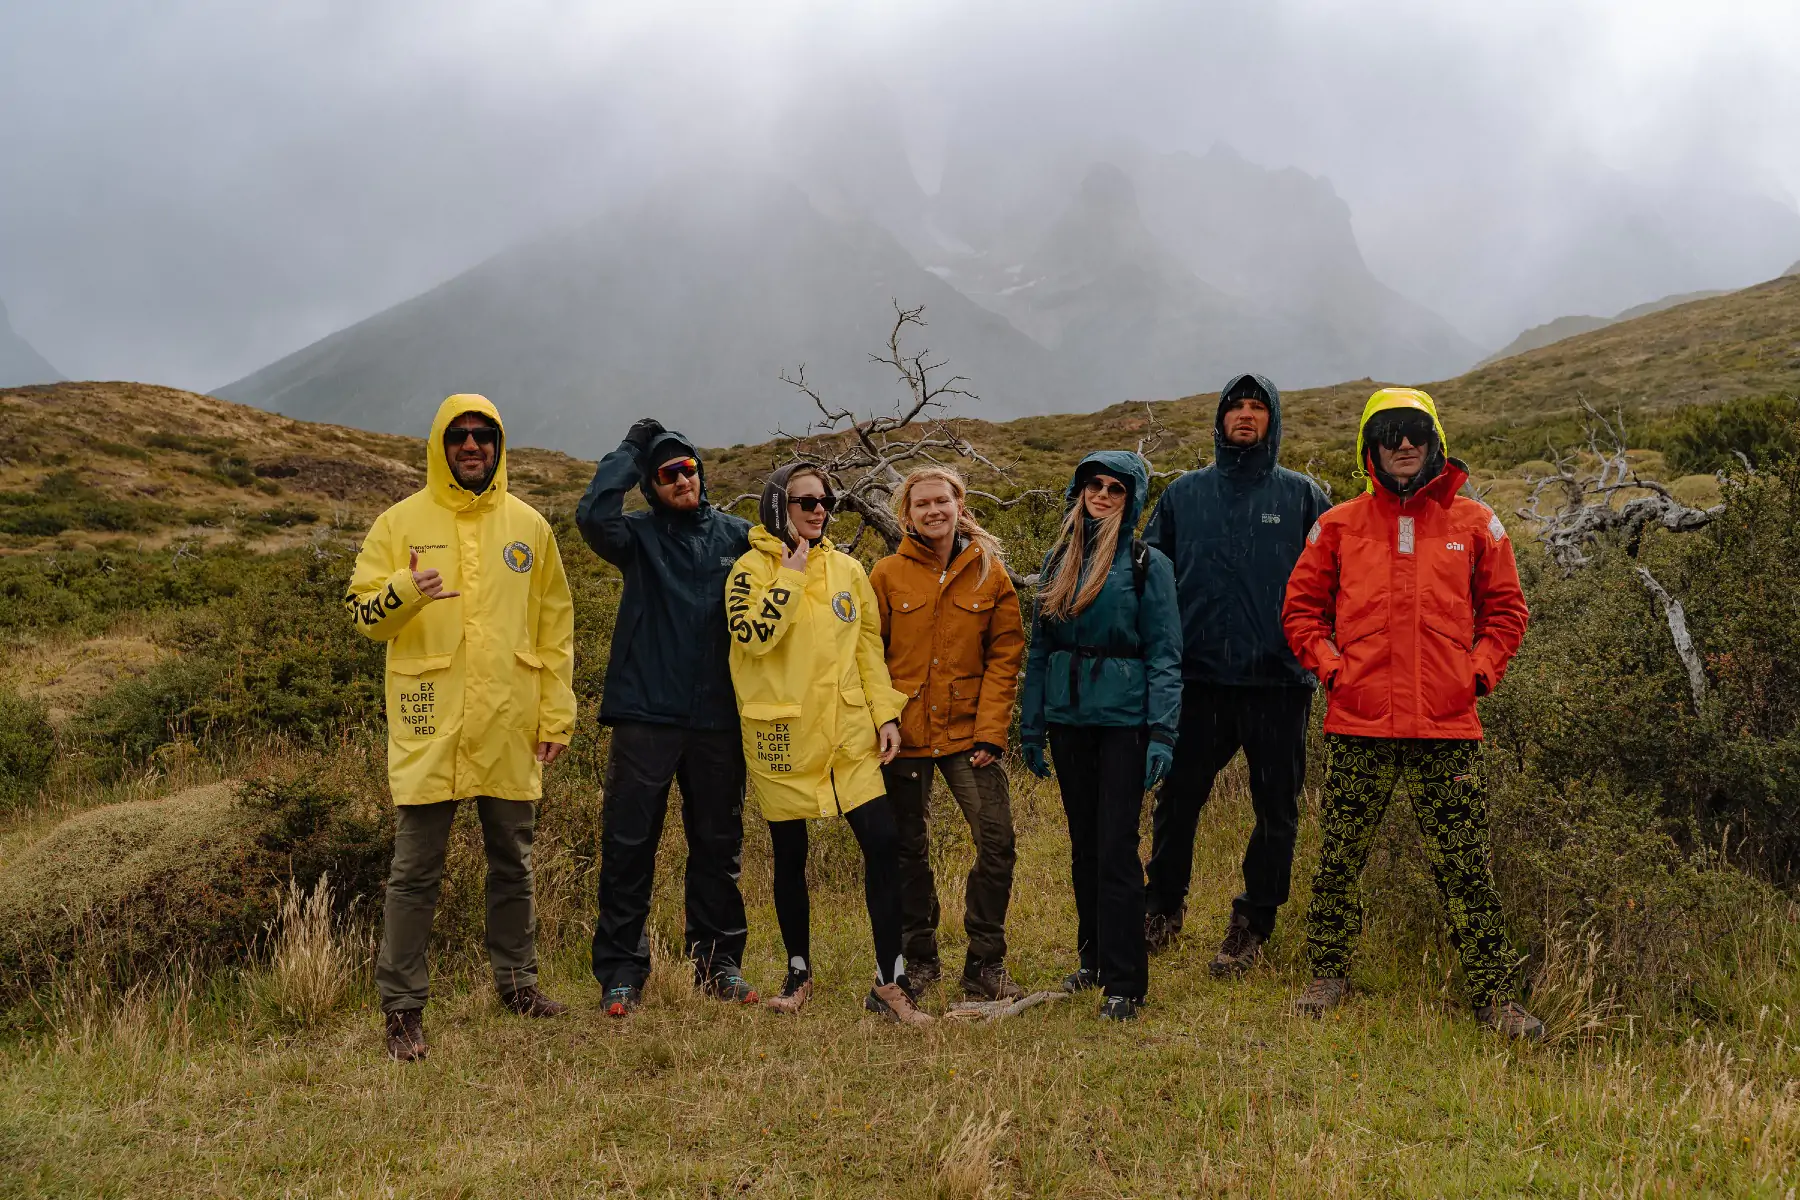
[1476,999,1546,1042]
[905,958,942,988]
[961,960,1025,1002]
[500,985,568,1018]
[1209,914,1267,979]
[1293,977,1351,1018]
[866,980,935,1027]
[1145,909,1183,955]
[764,971,812,1015]
[384,1009,427,1062]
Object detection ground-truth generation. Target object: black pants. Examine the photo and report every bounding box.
[882,752,1016,969]
[767,795,905,986]
[591,722,749,990]
[1049,724,1149,1001]
[1144,682,1312,937]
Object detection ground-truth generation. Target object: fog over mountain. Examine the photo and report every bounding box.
[0,300,61,388]
[4,2,1799,447]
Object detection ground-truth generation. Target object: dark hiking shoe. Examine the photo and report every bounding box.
[602,984,642,1018]
[962,960,1025,1002]
[703,971,759,1005]
[1209,914,1267,979]
[1476,999,1546,1042]
[1062,966,1099,994]
[1145,909,1184,955]
[1293,977,1351,1018]
[1098,995,1140,1022]
[905,958,943,989]
[764,969,812,1015]
[866,981,935,1027]
[384,1009,427,1062]
[500,985,568,1018]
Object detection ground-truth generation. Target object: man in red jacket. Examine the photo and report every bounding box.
[1282,387,1543,1039]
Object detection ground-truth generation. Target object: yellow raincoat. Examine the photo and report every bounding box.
[726,526,907,821]
[345,394,576,806]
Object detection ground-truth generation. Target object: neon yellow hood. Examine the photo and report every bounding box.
[1355,387,1449,494]
[427,393,508,511]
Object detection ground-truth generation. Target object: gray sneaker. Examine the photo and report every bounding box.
[1476,999,1546,1042]
[1293,977,1351,1017]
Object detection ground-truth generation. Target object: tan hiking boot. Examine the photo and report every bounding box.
[500,985,568,1018]
[1293,977,1351,1018]
[1209,913,1267,979]
[384,1009,427,1062]
[962,960,1025,1002]
[1476,999,1546,1042]
[764,972,812,1015]
[866,980,935,1027]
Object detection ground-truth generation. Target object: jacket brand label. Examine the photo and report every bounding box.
[831,591,857,623]
[720,556,736,567]
[503,541,534,572]
[727,569,780,643]
[1446,541,1467,552]
[1307,521,1322,546]
[1261,513,1282,524]
[1397,516,1415,555]
[349,582,404,626]
[409,544,447,553]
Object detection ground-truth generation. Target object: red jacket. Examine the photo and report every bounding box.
[1282,459,1529,740]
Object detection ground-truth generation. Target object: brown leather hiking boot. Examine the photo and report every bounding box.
[500,985,568,1018]
[961,960,1025,1001]
[905,958,942,988]
[1476,999,1546,1042]
[1209,914,1267,979]
[1293,977,1351,1018]
[1145,909,1183,955]
[866,980,935,1027]
[384,1009,427,1062]
[764,970,812,1015]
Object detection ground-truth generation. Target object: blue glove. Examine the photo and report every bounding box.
[1144,741,1174,790]
[1022,743,1051,779]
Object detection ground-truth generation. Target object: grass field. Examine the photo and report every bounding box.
[4,760,1796,1198]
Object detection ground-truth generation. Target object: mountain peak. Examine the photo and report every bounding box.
[0,297,63,387]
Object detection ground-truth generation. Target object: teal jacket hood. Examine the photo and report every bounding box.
[1065,450,1152,527]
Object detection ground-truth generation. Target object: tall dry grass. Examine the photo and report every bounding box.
[255,873,357,1027]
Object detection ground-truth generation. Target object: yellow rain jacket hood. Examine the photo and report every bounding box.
[726,524,907,821]
[1356,387,1451,495]
[345,394,576,805]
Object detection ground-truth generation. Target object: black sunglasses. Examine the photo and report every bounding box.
[444,426,499,448]
[1370,411,1435,451]
[1083,478,1129,498]
[790,494,836,513]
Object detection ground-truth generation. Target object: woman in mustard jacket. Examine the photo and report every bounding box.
[726,464,932,1025]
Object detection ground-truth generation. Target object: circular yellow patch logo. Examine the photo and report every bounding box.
[831,590,857,622]
[503,541,534,573]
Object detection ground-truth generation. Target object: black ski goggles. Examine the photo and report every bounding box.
[1366,409,1436,451]
[443,426,499,449]
[653,457,699,485]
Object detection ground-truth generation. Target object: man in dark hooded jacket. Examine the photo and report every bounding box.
[1141,374,1331,976]
[576,418,756,1015]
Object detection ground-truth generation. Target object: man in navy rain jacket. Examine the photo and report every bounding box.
[577,419,756,1014]
[1141,374,1331,976]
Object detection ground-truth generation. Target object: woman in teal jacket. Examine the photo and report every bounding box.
[1020,450,1182,1020]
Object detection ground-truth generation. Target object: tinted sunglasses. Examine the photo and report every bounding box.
[1369,411,1436,451]
[654,457,699,485]
[789,494,836,513]
[1083,478,1129,498]
[444,426,499,448]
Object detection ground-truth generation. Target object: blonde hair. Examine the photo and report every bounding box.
[893,466,1005,585]
[1038,498,1125,622]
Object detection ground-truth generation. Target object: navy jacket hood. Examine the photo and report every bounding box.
[1213,372,1282,481]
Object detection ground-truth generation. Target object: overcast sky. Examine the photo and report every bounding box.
[3,0,1798,387]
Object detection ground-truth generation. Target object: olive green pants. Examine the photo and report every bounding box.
[376,797,538,1013]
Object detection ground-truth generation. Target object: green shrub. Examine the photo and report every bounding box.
[1661,394,1800,475]
[0,686,55,809]
[72,655,226,771]
[240,767,393,908]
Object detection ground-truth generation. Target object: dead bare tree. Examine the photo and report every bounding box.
[763,301,1041,561]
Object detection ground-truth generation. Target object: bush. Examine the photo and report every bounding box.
[1660,394,1800,475]
[72,655,226,771]
[0,686,55,808]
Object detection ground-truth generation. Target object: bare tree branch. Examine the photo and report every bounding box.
[1636,567,1707,714]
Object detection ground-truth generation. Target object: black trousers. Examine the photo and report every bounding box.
[1049,724,1149,1001]
[1144,682,1312,937]
[591,722,749,990]
[767,794,905,986]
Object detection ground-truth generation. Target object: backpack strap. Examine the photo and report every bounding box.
[1131,537,1150,596]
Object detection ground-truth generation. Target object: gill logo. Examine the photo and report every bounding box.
[1446,541,1467,552]
[831,591,857,623]
[503,541,534,572]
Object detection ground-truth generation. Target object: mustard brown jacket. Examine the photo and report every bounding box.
[869,536,1024,759]
[345,394,576,806]
[726,525,907,821]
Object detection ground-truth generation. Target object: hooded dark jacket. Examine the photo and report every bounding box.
[1142,374,1331,689]
[576,431,750,731]
[1019,450,1183,747]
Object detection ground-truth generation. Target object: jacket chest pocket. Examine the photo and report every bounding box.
[387,654,459,741]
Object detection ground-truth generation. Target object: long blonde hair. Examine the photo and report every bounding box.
[892,466,1005,585]
[1037,497,1125,622]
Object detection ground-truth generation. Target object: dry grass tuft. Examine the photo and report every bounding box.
[1528,919,1625,1044]
[933,1106,1014,1200]
[257,873,355,1027]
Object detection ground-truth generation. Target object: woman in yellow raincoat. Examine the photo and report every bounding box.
[726,464,931,1025]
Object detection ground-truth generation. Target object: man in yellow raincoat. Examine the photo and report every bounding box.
[345,393,576,1062]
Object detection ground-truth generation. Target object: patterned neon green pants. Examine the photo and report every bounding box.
[1305,735,1521,1006]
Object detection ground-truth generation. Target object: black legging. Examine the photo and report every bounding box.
[767,794,904,985]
